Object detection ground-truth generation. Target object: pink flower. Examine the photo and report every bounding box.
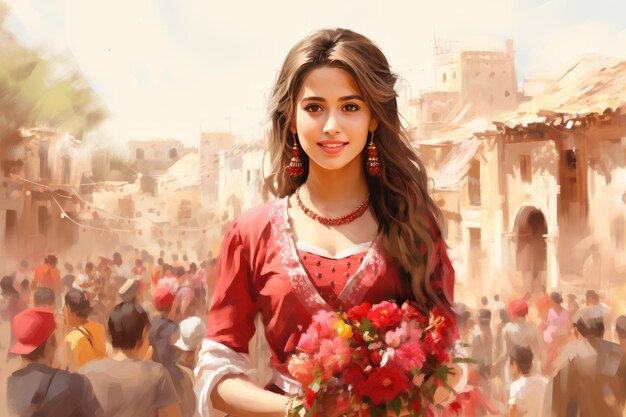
[297,332,318,354]
[404,319,424,342]
[394,341,426,373]
[384,328,407,347]
[287,353,317,387]
[367,301,402,329]
[310,310,340,339]
[317,337,351,377]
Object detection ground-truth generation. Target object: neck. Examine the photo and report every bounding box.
[110,347,143,361]
[21,357,51,368]
[69,315,88,328]
[302,159,368,214]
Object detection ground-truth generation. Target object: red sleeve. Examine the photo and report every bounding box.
[205,220,258,354]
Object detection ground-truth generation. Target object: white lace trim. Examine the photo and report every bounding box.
[296,241,372,259]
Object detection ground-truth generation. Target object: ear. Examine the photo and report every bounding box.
[369,116,379,133]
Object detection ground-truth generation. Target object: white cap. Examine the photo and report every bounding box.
[174,316,206,352]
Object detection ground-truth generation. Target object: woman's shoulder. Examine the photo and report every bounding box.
[224,197,286,242]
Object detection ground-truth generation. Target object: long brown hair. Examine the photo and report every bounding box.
[264,28,452,314]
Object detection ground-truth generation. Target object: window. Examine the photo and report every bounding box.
[442,73,447,83]
[468,159,481,206]
[39,145,50,179]
[246,170,251,184]
[61,155,71,184]
[469,228,481,251]
[169,148,178,160]
[38,206,48,235]
[453,71,457,80]
[519,155,531,183]
[136,148,144,160]
[431,112,441,122]
[505,90,511,97]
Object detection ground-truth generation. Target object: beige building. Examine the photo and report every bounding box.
[421,55,626,300]
[409,40,520,141]
[0,128,93,269]
[200,131,236,209]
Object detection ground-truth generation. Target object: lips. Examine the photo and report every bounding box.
[318,140,348,154]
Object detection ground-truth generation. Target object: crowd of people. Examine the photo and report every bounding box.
[0,249,216,417]
[456,288,626,417]
[2,247,625,416]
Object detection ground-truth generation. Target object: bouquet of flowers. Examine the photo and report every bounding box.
[287,300,465,417]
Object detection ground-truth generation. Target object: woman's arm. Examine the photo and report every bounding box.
[211,375,288,417]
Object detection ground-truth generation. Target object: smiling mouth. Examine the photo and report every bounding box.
[318,143,347,148]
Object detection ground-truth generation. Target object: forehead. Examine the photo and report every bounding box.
[296,66,362,100]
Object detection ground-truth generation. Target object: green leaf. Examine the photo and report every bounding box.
[390,397,402,416]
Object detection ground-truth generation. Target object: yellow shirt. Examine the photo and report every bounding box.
[65,320,107,370]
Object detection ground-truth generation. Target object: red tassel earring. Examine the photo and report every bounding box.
[366,131,381,175]
[288,134,304,177]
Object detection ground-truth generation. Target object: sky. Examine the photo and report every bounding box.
[4,0,626,148]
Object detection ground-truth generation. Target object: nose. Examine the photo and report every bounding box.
[322,111,340,135]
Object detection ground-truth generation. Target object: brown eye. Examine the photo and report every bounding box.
[343,103,360,112]
[304,104,323,112]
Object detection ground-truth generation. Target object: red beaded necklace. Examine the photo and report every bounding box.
[295,188,369,226]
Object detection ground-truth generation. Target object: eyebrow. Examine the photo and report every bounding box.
[301,95,364,102]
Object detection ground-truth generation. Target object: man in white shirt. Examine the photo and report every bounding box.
[508,345,548,417]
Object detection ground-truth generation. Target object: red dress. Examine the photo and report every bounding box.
[205,197,455,374]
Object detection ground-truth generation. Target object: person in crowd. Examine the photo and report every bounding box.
[153,257,165,287]
[566,309,623,417]
[174,316,206,417]
[79,302,181,417]
[584,289,612,340]
[508,345,548,417]
[615,314,626,409]
[7,307,103,417]
[1,275,26,358]
[149,287,178,365]
[567,293,580,318]
[543,291,570,372]
[63,289,107,371]
[33,287,56,310]
[74,261,96,298]
[61,262,76,295]
[472,308,495,400]
[14,260,30,285]
[33,287,67,368]
[18,278,31,307]
[31,255,61,301]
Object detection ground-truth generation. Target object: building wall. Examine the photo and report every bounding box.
[200,132,235,209]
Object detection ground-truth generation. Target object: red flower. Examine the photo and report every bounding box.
[304,388,317,409]
[401,301,428,325]
[360,366,411,405]
[347,302,372,322]
[343,364,365,390]
[411,399,422,412]
[367,301,402,329]
[448,400,462,415]
[369,350,382,366]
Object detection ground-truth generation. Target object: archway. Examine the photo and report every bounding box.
[513,206,548,294]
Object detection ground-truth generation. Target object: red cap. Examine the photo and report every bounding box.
[11,307,56,355]
[152,287,175,310]
[509,299,529,317]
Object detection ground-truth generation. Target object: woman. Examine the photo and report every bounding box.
[195,28,463,417]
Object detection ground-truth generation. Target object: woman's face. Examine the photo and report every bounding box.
[292,66,378,174]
